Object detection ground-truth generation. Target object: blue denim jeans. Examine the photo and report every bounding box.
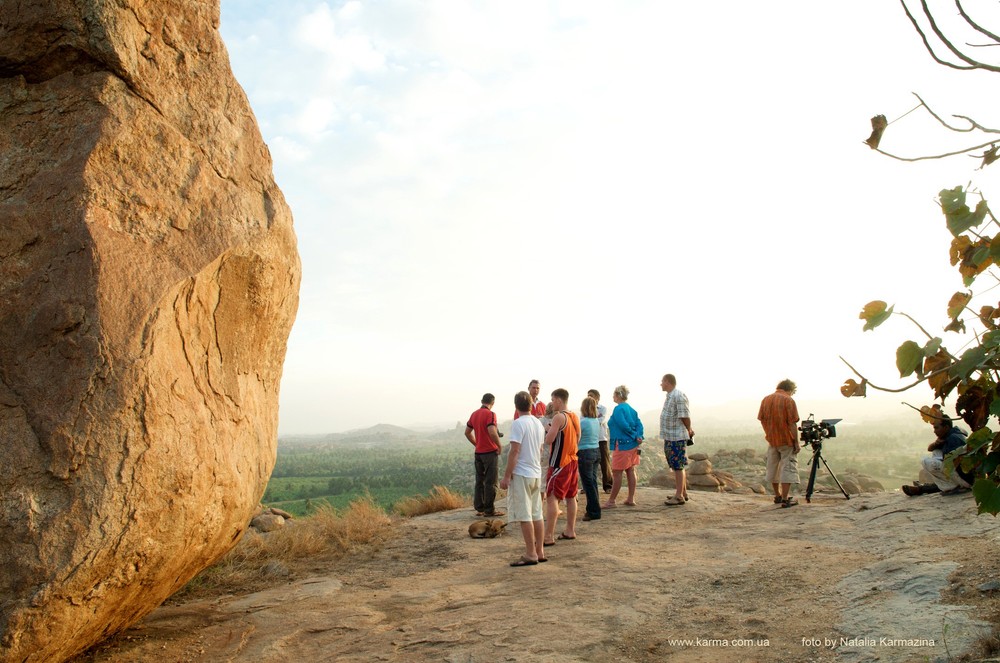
[577,448,601,519]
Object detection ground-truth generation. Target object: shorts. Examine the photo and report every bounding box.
[611,448,641,471]
[765,445,800,484]
[663,440,688,470]
[546,461,580,499]
[507,474,543,522]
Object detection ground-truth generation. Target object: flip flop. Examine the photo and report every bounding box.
[538,557,549,563]
[623,502,637,506]
[557,533,576,540]
[510,557,539,567]
[543,541,556,547]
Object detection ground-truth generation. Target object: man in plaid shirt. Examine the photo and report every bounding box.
[660,374,693,507]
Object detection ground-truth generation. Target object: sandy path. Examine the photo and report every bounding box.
[77,487,999,662]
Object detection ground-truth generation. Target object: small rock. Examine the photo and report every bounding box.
[251,514,286,533]
[978,580,1000,592]
[688,452,709,462]
[687,473,721,488]
[688,459,713,475]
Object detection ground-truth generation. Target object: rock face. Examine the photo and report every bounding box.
[0,2,300,661]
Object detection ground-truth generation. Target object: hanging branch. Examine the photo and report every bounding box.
[955,0,1000,49]
[901,0,976,70]
[872,94,1000,162]
[919,0,1000,72]
[839,356,954,393]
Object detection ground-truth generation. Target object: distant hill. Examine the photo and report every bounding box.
[279,422,467,450]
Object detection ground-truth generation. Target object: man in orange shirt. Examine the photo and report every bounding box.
[758,379,801,508]
[542,388,580,545]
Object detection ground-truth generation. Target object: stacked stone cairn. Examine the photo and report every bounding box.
[649,448,885,496]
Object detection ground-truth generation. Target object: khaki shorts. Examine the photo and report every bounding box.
[765,445,800,484]
[507,474,543,523]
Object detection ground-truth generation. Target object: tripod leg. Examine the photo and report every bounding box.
[818,452,850,500]
[804,448,820,503]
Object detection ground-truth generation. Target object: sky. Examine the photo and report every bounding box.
[218,1,1000,434]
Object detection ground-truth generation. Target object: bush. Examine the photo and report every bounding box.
[175,496,393,599]
[394,485,469,517]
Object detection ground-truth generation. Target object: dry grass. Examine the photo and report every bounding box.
[173,496,393,601]
[394,485,469,517]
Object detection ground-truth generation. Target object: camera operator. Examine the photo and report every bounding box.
[758,379,801,508]
[902,418,972,496]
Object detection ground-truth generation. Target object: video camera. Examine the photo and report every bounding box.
[798,414,840,446]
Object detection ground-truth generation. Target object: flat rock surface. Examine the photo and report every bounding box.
[76,488,1000,662]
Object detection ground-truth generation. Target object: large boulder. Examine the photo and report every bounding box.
[0,2,300,661]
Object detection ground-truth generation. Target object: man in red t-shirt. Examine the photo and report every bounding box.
[465,393,504,516]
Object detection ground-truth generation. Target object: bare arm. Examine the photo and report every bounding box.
[464,426,475,446]
[544,412,566,445]
[500,441,521,489]
[487,425,502,452]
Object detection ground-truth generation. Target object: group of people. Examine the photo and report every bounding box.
[465,376,973,567]
[464,375,697,567]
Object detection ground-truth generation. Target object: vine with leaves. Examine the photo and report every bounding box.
[843,0,1000,515]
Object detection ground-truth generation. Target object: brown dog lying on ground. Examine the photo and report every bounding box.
[468,519,506,538]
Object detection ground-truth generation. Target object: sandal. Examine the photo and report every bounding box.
[781,497,798,508]
[510,557,538,567]
[557,533,576,540]
[664,496,685,506]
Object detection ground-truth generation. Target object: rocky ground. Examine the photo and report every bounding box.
[75,485,1000,663]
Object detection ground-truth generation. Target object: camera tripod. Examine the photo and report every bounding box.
[803,440,850,503]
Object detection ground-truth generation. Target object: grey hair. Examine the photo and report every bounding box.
[613,384,629,400]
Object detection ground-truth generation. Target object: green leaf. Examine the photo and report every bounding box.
[940,186,967,214]
[984,331,1000,348]
[990,396,1000,419]
[983,451,1000,476]
[990,234,1000,262]
[951,346,988,379]
[966,426,994,452]
[860,301,893,331]
[940,186,989,237]
[924,337,943,355]
[972,245,992,268]
[971,477,1000,515]
[895,340,923,378]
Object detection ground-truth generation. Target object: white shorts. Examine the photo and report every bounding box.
[765,445,800,484]
[507,474,543,523]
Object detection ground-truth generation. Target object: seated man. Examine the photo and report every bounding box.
[902,418,972,496]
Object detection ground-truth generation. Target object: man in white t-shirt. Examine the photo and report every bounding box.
[500,390,546,566]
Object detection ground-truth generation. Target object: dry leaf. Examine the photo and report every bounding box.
[864,114,888,149]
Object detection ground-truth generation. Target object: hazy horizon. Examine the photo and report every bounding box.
[280,391,933,438]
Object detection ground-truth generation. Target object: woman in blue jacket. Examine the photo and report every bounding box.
[604,384,644,507]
